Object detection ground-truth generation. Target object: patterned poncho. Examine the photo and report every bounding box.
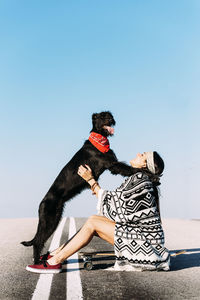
[97,172,170,271]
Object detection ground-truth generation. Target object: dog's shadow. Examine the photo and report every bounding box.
[170,248,200,271]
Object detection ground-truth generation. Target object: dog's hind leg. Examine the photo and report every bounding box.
[34,198,65,263]
[22,195,64,263]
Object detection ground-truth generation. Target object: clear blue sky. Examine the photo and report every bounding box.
[0,0,199,219]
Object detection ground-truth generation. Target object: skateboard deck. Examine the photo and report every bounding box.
[79,250,186,270]
[79,251,115,270]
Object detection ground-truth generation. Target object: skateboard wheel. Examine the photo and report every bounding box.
[84,261,93,270]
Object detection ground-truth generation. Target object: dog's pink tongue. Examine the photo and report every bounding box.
[104,126,114,135]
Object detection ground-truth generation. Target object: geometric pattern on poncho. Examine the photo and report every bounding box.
[100,172,170,269]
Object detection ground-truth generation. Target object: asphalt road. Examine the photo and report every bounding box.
[0,217,200,300]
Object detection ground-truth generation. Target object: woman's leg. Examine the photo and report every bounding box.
[50,228,82,256]
[50,244,66,256]
[47,215,115,265]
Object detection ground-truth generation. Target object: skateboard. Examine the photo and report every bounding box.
[79,250,186,270]
[79,251,115,270]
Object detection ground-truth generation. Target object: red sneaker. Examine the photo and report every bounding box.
[40,251,53,261]
[26,261,62,274]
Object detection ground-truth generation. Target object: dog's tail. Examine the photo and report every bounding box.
[21,239,34,247]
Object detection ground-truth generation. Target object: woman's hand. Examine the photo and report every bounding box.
[78,164,100,197]
[77,164,93,182]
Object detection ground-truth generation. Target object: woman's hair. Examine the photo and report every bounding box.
[143,151,165,218]
[144,151,164,185]
[153,151,165,176]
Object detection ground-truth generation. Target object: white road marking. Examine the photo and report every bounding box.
[31,217,67,300]
[66,217,83,299]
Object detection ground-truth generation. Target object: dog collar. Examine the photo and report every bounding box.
[89,132,110,153]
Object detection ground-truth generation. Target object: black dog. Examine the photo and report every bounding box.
[21,111,135,263]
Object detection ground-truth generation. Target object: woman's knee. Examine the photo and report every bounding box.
[85,215,99,230]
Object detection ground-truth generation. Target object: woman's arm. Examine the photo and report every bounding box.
[77,165,101,197]
[77,164,121,221]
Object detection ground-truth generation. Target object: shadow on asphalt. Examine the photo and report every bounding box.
[61,249,200,272]
[61,263,114,273]
[61,256,115,272]
[170,248,200,271]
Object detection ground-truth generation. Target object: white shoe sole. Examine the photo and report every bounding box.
[26,265,62,274]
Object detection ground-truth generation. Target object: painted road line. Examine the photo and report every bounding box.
[66,217,83,299]
[171,250,186,257]
[31,217,67,300]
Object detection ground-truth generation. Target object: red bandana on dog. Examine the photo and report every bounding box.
[89,132,110,153]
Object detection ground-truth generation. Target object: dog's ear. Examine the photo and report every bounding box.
[92,113,98,121]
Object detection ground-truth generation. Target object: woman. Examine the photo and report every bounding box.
[26,151,170,273]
